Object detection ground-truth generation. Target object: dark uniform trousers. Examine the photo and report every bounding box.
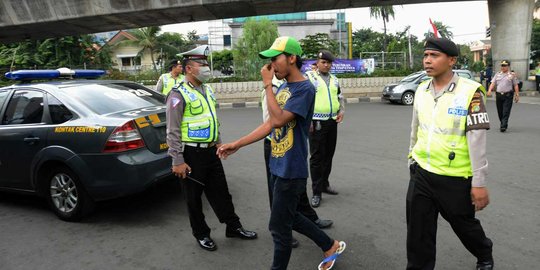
[406,163,493,270]
[309,119,338,196]
[264,139,319,222]
[182,145,241,239]
[495,92,514,129]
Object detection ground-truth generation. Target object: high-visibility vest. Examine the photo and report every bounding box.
[174,82,219,143]
[306,71,340,120]
[159,73,184,95]
[536,67,540,75]
[412,77,486,177]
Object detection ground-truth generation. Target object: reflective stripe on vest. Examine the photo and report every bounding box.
[161,73,184,95]
[175,82,219,143]
[412,77,485,177]
[307,71,340,120]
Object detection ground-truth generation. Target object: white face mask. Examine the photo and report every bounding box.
[195,66,211,83]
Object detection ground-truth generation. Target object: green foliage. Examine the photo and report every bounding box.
[156,32,191,66]
[299,33,339,59]
[233,18,278,79]
[0,35,112,70]
[471,61,485,73]
[456,44,473,69]
[369,5,397,51]
[124,26,161,72]
[211,49,234,74]
[531,19,540,65]
[424,21,454,39]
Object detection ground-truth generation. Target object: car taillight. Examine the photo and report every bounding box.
[103,121,145,153]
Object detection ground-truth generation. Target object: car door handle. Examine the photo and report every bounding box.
[23,136,40,145]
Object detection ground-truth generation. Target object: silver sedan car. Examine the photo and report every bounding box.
[382,70,475,105]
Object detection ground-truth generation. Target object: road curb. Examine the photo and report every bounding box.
[217,97,383,109]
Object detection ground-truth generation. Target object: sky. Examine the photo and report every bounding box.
[161,1,490,45]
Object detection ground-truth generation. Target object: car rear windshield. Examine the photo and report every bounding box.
[61,82,165,115]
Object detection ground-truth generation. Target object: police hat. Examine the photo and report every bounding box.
[177,45,210,63]
[423,37,459,57]
[317,50,335,62]
[169,59,181,68]
[500,60,510,66]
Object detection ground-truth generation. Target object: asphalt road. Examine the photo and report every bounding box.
[0,98,538,270]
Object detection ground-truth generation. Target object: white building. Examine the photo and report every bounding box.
[207,11,349,57]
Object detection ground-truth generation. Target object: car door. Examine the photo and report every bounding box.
[0,89,49,190]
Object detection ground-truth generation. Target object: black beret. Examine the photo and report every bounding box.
[500,60,510,66]
[318,50,335,62]
[424,37,459,57]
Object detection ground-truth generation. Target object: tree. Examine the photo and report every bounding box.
[233,18,278,79]
[369,5,396,51]
[456,44,473,69]
[351,28,386,57]
[424,21,454,39]
[156,32,190,67]
[129,26,161,72]
[299,33,338,59]
[211,49,234,75]
[0,35,112,70]
[530,18,540,65]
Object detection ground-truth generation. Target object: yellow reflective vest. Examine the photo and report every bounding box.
[411,77,486,177]
[174,82,219,143]
[159,73,184,95]
[306,71,340,120]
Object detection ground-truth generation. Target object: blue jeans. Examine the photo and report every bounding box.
[269,175,334,270]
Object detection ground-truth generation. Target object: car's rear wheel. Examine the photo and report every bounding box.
[401,91,415,105]
[46,166,94,221]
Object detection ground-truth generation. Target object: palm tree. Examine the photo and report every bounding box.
[424,21,454,39]
[370,5,396,51]
[131,26,161,72]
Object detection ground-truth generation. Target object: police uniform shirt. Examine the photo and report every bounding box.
[409,73,490,187]
[165,80,221,166]
[492,71,518,93]
[305,70,345,113]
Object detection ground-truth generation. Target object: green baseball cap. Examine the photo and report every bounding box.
[259,36,303,59]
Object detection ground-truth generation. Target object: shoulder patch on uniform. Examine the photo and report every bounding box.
[171,97,181,108]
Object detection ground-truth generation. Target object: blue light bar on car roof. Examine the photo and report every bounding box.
[4,68,105,80]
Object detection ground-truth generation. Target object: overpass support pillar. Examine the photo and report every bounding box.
[488,0,535,81]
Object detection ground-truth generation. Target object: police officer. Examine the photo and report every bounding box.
[487,60,519,132]
[156,59,184,95]
[166,45,257,251]
[535,62,540,92]
[407,37,493,270]
[261,77,334,248]
[305,50,345,208]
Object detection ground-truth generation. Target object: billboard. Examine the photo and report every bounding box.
[301,58,375,74]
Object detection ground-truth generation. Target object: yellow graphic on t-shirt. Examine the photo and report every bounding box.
[272,88,295,158]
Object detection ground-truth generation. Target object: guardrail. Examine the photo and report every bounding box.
[145,76,403,103]
[204,76,404,103]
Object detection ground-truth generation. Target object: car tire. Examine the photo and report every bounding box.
[46,166,94,222]
[401,91,415,105]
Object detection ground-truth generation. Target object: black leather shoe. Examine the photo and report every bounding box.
[322,186,339,195]
[291,237,299,248]
[500,127,506,132]
[197,236,217,251]
[476,260,494,270]
[314,218,333,229]
[226,227,258,239]
[311,195,321,208]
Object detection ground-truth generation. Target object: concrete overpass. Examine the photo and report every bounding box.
[0,0,535,80]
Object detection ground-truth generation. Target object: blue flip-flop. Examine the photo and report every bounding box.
[318,241,346,270]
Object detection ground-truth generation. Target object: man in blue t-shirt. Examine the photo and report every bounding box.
[217,36,346,270]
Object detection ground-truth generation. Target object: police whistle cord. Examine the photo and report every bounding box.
[186,175,205,186]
